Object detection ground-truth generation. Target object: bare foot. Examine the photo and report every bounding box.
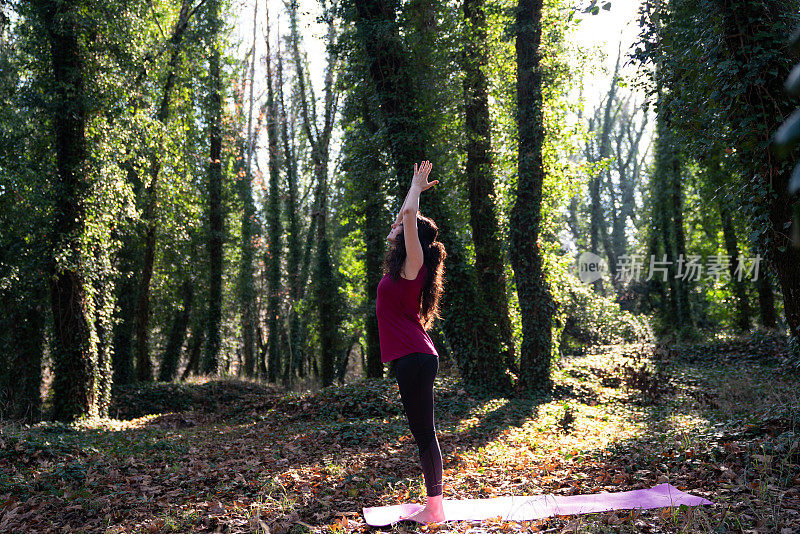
[399,495,445,523]
[399,505,446,523]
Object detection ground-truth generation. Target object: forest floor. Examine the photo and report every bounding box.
[1,332,799,533]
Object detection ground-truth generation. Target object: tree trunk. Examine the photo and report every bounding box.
[654,153,679,324]
[181,323,204,380]
[111,208,137,386]
[510,0,554,392]
[314,156,338,387]
[92,247,113,417]
[652,77,693,331]
[643,211,668,316]
[264,1,283,383]
[134,203,157,381]
[159,278,194,381]
[277,46,306,380]
[359,92,386,379]
[669,145,692,328]
[718,191,752,332]
[463,0,516,374]
[296,202,319,378]
[756,270,777,328]
[203,0,224,375]
[588,171,603,295]
[40,0,98,421]
[237,0,260,379]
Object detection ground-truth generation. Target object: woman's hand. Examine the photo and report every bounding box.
[411,160,438,191]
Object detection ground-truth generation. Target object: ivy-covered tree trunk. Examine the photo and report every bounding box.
[277,48,306,381]
[237,1,260,379]
[236,133,258,377]
[588,168,603,295]
[134,179,157,381]
[295,210,318,378]
[237,160,258,377]
[669,142,692,328]
[510,0,554,392]
[110,214,137,386]
[158,278,194,381]
[181,320,205,380]
[643,203,669,315]
[313,159,338,387]
[203,0,224,375]
[463,0,516,374]
[652,79,694,331]
[92,247,113,417]
[350,0,513,395]
[361,93,387,379]
[651,130,678,324]
[756,273,777,329]
[39,0,98,421]
[264,3,283,383]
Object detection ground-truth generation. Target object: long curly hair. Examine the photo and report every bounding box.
[383,211,446,329]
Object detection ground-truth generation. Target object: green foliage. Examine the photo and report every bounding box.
[633,0,797,153]
[0,0,245,420]
[558,269,654,353]
[487,0,591,244]
[632,0,800,343]
[774,24,800,247]
[0,17,50,420]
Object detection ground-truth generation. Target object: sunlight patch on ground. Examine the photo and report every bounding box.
[25,413,167,433]
[663,411,710,434]
[453,398,511,433]
[446,396,652,496]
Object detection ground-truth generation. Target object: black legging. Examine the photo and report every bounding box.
[391,352,443,497]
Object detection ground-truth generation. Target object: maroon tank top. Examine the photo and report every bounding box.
[375,262,439,363]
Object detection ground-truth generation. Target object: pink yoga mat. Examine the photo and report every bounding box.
[362,483,714,526]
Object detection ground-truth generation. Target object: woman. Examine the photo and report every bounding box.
[376,160,447,523]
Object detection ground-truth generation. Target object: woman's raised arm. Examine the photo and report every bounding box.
[402,161,437,278]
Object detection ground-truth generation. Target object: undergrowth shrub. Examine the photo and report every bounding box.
[303,378,403,420]
[558,272,653,353]
[110,380,276,419]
